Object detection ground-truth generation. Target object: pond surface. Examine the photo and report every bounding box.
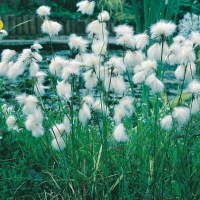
[1,48,200,107]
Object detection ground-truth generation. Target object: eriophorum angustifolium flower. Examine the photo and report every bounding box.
[15,94,44,137]
[186,79,200,114]
[172,106,190,126]
[34,71,49,96]
[2,103,19,132]
[178,12,200,38]
[36,5,51,17]
[3,4,200,199]
[2,3,200,152]
[6,42,43,79]
[98,10,110,22]
[150,20,176,39]
[114,97,134,124]
[50,116,70,150]
[0,42,50,98]
[76,0,95,15]
[113,123,129,142]
[0,49,17,76]
[0,29,8,40]
[114,24,135,47]
[37,5,62,36]
[160,115,173,131]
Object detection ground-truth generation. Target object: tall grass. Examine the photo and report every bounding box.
[1,2,200,200]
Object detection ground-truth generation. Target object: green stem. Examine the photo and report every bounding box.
[177,64,188,105]
[131,0,141,32]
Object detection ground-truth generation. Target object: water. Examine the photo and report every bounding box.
[1,48,199,106]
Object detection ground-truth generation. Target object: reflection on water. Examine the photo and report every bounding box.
[1,49,200,105]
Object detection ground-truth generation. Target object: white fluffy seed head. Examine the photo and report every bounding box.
[187,79,200,93]
[49,56,67,77]
[36,5,51,17]
[174,65,185,80]
[66,60,83,76]
[82,95,94,107]
[92,41,107,55]
[141,59,157,72]
[63,115,71,134]
[133,71,146,84]
[150,20,176,38]
[36,71,47,83]
[0,62,9,76]
[7,60,27,80]
[190,98,200,114]
[147,43,162,60]
[34,82,49,96]
[6,115,16,130]
[119,96,134,108]
[1,49,16,62]
[93,99,110,116]
[25,95,38,106]
[30,62,39,76]
[104,75,126,94]
[114,96,134,122]
[51,137,66,150]
[56,80,71,100]
[175,62,196,81]
[124,50,145,69]
[86,20,108,40]
[173,35,186,45]
[76,0,95,15]
[50,123,66,138]
[0,30,8,38]
[160,115,173,130]
[41,19,62,36]
[106,56,126,74]
[116,34,135,48]
[113,123,129,142]
[98,11,110,22]
[68,34,88,53]
[135,33,149,49]
[31,42,43,51]
[114,105,126,124]
[83,70,98,89]
[185,62,196,82]
[178,46,196,65]
[172,106,190,125]
[16,93,27,104]
[167,43,181,65]
[25,115,44,137]
[145,74,164,93]
[83,53,100,69]
[114,25,134,37]
[79,103,91,125]
[190,31,200,47]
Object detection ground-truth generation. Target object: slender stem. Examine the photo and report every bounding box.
[49,35,55,58]
[177,64,188,104]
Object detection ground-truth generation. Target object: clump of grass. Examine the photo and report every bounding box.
[1,2,200,200]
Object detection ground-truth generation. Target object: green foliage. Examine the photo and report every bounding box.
[0,0,81,19]
[0,4,18,15]
[98,0,124,13]
[113,3,135,25]
[49,0,82,20]
[131,0,182,32]
[1,1,200,199]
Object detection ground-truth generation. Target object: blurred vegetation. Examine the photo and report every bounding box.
[0,0,81,19]
[0,0,199,30]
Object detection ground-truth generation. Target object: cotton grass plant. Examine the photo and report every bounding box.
[1,2,200,199]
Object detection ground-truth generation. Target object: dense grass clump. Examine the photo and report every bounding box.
[1,2,200,199]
